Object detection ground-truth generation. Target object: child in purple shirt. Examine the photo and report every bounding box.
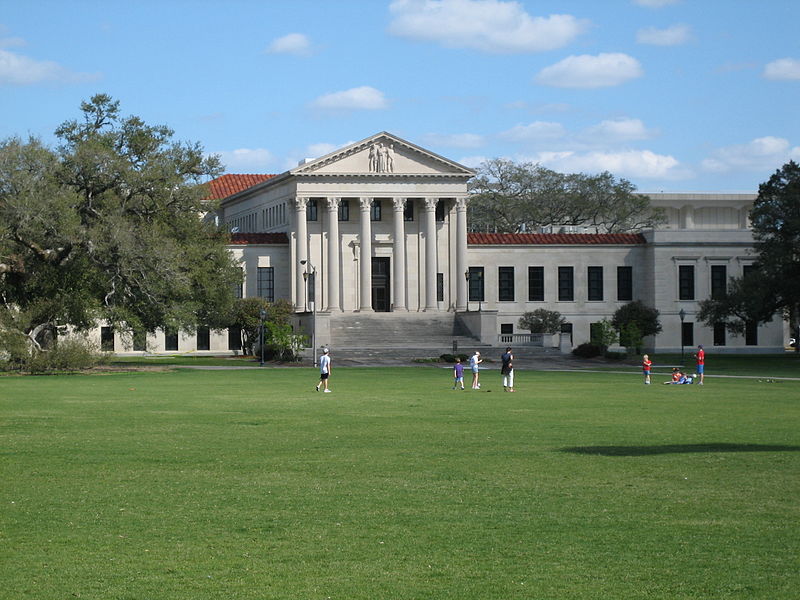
[453,358,465,390]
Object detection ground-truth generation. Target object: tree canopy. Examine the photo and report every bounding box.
[698,160,800,349]
[467,158,665,234]
[0,94,241,351]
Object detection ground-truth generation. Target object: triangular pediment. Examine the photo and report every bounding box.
[290,132,475,177]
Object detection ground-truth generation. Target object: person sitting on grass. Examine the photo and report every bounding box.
[663,369,695,384]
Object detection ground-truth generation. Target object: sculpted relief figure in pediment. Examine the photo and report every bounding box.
[368,142,395,173]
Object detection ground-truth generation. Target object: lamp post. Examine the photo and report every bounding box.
[301,259,318,365]
[259,307,266,367]
[678,308,686,365]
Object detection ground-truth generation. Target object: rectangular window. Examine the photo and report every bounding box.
[528,266,544,301]
[165,328,178,352]
[435,201,445,222]
[437,273,444,302]
[617,266,633,301]
[338,199,350,221]
[745,320,758,346]
[681,322,694,347]
[257,267,274,302]
[590,322,603,346]
[133,329,147,352]
[228,326,242,351]
[679,265,695,300]
[197,326,210,351]
[711,265,727,299]
[558,267,574,301]
[371,199,382,221]
[501,323,513,334]
[468,267,484,302]
[588,266,603,301]
[306,199,318,221]
[404,201,414,222]
[713,322,726,346]
[498,267,515,301]
[100,326,115,352]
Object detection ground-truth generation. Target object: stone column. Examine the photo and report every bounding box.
[325,197,341,311]
[423,198,438,311]
[358,197,373,312]
[455,197,468,312]
[391,198,407,311]
[294,197,309,312]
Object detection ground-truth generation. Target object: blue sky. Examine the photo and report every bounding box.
[1,0,799,192]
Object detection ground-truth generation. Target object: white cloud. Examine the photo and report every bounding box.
[529,149,682,179]
[388,0,589,53]
[266,33,312,56]
[632,0,680,7]
[306,142,340,157]
[701,136,800,173]
[216,148,274,172]
[763,58,800,81]
[457,155,489,168]
[310,86,388,110]
[636,24,691,46]
[535,53,643,88]
[0,48,100,85]
[581,118,655,143]
[421,132,485,148]
[499,121,566,143]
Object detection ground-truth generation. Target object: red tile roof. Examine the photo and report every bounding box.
[205,174,276,200]
[228,232,289,245]
[468,233,646,245]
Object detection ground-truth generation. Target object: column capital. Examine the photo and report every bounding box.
[455,196,469,211]
[324,197,341,210]
[391,197,407,211]
[294,196,309,210]
[422,198,438,211]
[359,197,373,211]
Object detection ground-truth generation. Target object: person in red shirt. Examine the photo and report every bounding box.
[642,354,652,385]
[694,344,705,385]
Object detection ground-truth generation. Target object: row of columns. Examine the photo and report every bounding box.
[292,196,468,313]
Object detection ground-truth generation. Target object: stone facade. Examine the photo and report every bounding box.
[98,132,784,355]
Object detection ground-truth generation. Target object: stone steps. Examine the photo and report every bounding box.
[327,312,481,349]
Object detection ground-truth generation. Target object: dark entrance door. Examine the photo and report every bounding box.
[372,257,391,312]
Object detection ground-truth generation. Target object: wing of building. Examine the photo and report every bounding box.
[98,132,782,355]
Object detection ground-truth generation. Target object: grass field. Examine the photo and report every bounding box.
[2,366,799,599]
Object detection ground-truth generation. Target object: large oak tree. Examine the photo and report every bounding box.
[0,95,242,351]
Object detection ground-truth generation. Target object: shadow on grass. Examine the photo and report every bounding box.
[559,443,800,457]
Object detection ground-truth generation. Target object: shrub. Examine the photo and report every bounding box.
[519,309,565,334]
[2,336,108,374]
[572,343,604,359]
[440,353,469,363]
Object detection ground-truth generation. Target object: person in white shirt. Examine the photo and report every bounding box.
[316,348,332,392]
[469,351,482,389]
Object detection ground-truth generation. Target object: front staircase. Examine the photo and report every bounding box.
[319,312,489,361]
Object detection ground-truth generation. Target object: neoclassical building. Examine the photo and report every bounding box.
[101,132,784,354]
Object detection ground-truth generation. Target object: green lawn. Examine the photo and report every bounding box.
[2,367,799,599]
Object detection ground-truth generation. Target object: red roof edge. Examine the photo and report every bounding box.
[205,174,277,200]
[468,232,646,245]
[228,232,290,245]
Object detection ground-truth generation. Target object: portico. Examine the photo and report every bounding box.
[238,133,473,314]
